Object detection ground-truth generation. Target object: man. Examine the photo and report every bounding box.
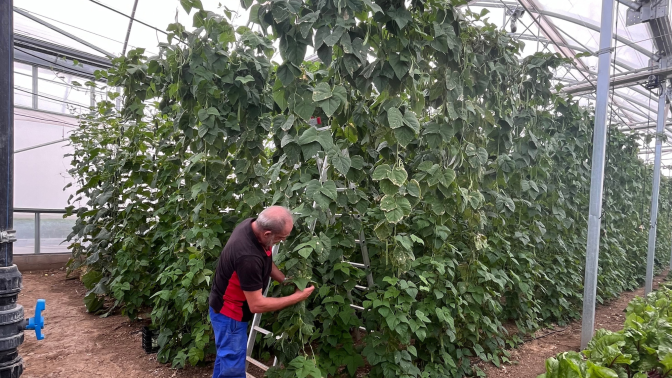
[208,206,314,378]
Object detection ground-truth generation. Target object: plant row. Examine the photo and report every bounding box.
[538,283,672,378]
[64,0,672,376]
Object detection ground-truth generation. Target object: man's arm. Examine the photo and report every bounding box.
[270,263,286,283]
[244,286,314,314]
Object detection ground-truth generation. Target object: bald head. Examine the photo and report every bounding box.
[256,206,293,233]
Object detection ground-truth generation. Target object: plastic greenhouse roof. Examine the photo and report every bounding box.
[11,0,672,164]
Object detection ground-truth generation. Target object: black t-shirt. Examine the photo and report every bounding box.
[208,218,273,322]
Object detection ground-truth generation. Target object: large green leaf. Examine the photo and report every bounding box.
[380,195,396,212]
[585,362,617,378]
[298,127,319,145]
[372,164,391,180]
[324,27,345,47]
[385,207,405,223]
[294,96,316,121]
[389,166,408,186]
[332,86,347,107]
[329,148,351,176]
[406,180,421,198]
[363,0,383,13]
[397,197,412,215]
[277,64,295,86]
[394,126,416,147]
[319,97,340,117]
[388,108,404,129]
[388,7,412,29]
[389,54,410,80]
[402,111,420,133]
[313,82,332,102]
[321,181,338,201]
[273,85,288,111]
[281,114,295,131]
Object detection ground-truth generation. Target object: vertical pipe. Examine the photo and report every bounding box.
[31,65,37,110]
[1,0,15,268]
[1,3,29,377]
[645,78,668,295]
[34,212,40,255]
[580,0,615,351]
[121,0,140,56]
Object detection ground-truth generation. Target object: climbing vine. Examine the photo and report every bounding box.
[65,0,672,376]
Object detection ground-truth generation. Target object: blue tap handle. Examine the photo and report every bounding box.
[25,299,45,340]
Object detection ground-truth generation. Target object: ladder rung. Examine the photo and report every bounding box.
[253,326,272,336]
[247,356,270,372]
[354,285,368,290]
[350,304,365,311]
[346,261,366,269]
[246,373,256,378]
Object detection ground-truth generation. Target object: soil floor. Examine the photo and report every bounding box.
[16,268,668,378]
[481,272,669,378]
[19,269,213,378]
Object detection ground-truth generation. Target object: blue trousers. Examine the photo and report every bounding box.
[210,307,248,378]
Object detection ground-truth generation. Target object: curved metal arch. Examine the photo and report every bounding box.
[513,33,638,72]
[468,0,655,58]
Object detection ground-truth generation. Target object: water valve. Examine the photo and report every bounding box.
[25,299,45,341]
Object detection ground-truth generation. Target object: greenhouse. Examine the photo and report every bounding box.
[3,0,672,377]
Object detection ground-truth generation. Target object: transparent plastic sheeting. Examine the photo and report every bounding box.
[13,0,251,57]
[12,0,662,123]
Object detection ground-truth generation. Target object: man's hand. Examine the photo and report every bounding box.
[244,285,314,314]
[295,285,315,301]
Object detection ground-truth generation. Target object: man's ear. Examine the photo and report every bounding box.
[263,230,272,238]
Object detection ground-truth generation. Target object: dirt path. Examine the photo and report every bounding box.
[481,273,669,378]
[18,269,212,378]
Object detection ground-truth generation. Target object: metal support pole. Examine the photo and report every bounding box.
[580,0,615,351]
[645,78,669,295]
[1,0,15,268]
[31,65,37,110]
[34,212,40,255]
[121,0,139,56]
[0,1,27,376]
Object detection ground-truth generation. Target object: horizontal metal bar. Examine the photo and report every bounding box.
[246,356,270,372]
[15,138,68,154]
[14,8,115,58]
[350,304,365,311]
[354,285,368,291]
[562,65,672,95]
[253,326,272,336]
[14,34,112,69]
[346,261,366,269]
[14,208,67,214]
[616,0,642,11]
